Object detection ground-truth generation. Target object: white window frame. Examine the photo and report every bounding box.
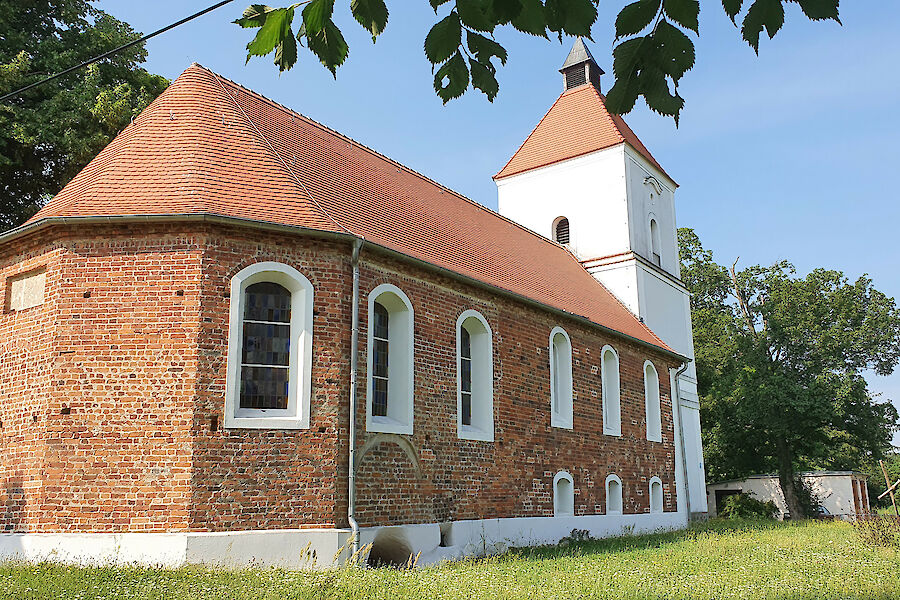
[649,476,664,513]
[366,283,415,435]
[644,360,662,443]
[601,345,621,436]
[606,474,623,515]
[549,326,574,429]
[553,471,575,517]
[224,262,314,430]
[456,309,494,442]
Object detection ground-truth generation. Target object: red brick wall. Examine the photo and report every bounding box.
[1,222,680,534]
[352,254,679,527]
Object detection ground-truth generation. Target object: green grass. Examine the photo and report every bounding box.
[1,519,898,599]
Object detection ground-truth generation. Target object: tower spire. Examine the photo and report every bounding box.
[559,37,604,92]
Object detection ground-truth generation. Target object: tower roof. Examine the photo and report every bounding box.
[22,64,675,356]
[559,37,601,73]
[494,82,674,183]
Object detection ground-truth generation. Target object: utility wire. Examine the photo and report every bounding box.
[0,0,236,103]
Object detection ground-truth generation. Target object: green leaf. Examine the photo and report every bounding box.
[607,36,648,113]
[511,0,549,37]
[305,19,349,76]
[274,29,298,71]
[466,31,508,66]
[662,0,699,33]
[722,0,743,23]
[433,51,470,103]
[470,57,500,100]
[491,0,524,24]
[244,7,294,62]
[430,0,453,10]
[301,0,335,34]
[457,0,496,32]
[615,0,661,39]
[351,0,389,41]
[424,12,462,65]
[791,0,840,22]
[640,65,684,121]
[741,0,784,52]
[234,4,275,27]
[652,20,695,78]
[545,0,598,38]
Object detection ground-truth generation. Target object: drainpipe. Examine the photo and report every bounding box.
[673,362,692,521]
[348,238,364,559]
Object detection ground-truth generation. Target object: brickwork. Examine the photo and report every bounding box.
[0,222,680,534]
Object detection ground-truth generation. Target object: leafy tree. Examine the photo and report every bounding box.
[679,228,900,519]
[234,0,841,121]
[0,0,168,231]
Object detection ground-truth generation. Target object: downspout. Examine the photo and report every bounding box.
[348,238,364,559]
[673,361,692,521]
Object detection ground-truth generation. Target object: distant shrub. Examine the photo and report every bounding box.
[853,515,900,548]
[720,494,778,520]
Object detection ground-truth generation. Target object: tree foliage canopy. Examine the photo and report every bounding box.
[679,228,900,518]
[0,0,168,231]
[235,0,840,121]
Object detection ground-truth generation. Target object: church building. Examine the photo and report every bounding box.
[0,40,706,568]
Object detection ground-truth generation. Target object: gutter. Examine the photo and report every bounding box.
[673,361,692,520]
[347,237,364,560]
[0,214,687,363]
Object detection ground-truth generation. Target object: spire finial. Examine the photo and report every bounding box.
[559,38,604,92]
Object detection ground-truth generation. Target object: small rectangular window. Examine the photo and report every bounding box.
[6,268,46,312]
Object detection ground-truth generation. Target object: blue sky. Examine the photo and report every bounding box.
[96,1,900,446]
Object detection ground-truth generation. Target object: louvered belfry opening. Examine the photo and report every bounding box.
[559,37,604,92]
[555,218,570,245]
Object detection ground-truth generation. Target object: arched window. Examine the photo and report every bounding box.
[554,471,575,517]
[367,284,415,435]
[649,477,664,513]
[553,217,570,245]
[644,360,662,442]
[549,326,573,429]
[606,474,623,515]
[650,218,662,266]
[457,310,494,441]
[601,345,621,436]
[225,262,314,429]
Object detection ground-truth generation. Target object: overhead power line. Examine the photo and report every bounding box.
[0,0,236,103]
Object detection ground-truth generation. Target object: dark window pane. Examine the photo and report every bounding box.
[460,327,471,359]
[460,357,472,393]
[245,282,291,323]
[242,322,290,366]
[462,392,472,426]
[373,339,389,379]
[240,366,289,409]
[373,302,389,339]
[373,377,388,417]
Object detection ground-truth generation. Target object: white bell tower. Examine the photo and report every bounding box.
[494,38,708,517]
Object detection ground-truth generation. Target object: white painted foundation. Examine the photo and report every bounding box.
[0,511,687,570]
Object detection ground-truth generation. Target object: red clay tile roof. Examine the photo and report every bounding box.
[494,83,674,183]
[28,64,674,354]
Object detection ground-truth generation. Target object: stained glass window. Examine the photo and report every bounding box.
[372,301,389,417]
[240,282,291,410]
[460,326,472,426]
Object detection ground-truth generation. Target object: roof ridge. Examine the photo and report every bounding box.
[205,69,352,235]
[191,64,574,255]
